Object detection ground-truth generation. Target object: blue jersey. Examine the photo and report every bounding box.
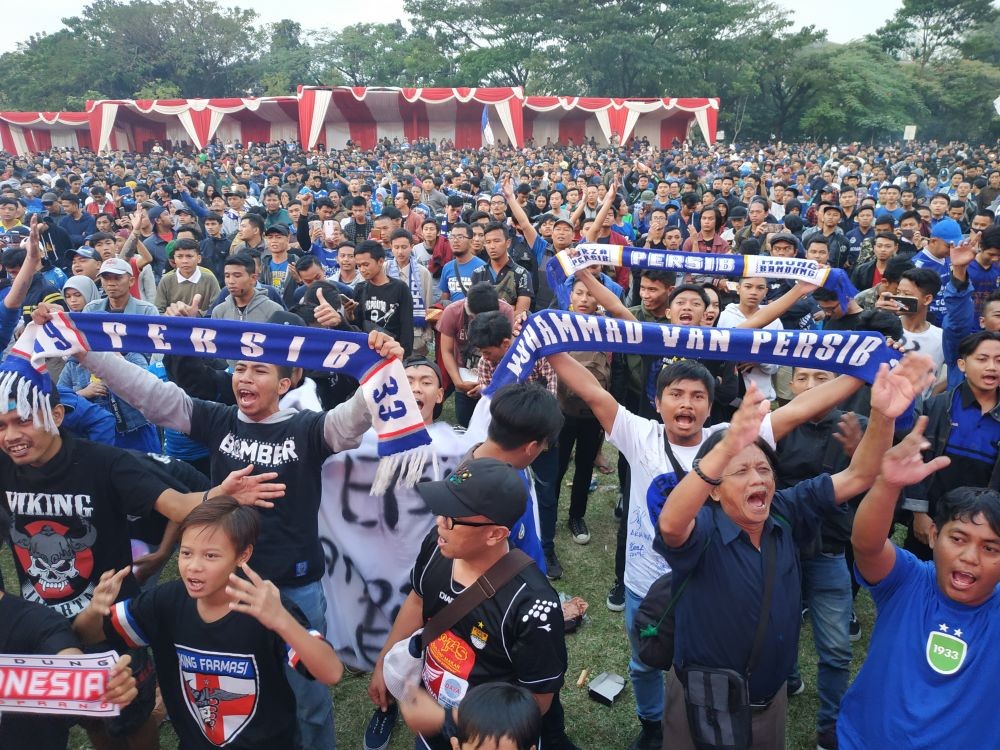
[509,471,546,575]
[438,257,486,302]
[839,549,1000,749]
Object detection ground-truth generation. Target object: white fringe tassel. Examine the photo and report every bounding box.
[0,371,58,434]
[370,444,431,496]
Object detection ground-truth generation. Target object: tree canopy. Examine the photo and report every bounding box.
[0,0,997,142]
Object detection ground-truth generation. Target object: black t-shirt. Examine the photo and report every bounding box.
[0,594,79,749]
[354,277,415,357]
[104,580,324,749]
[1,432,170,619]
[189,401,333,586]
[410,529,566,709]
[126,451,212,545]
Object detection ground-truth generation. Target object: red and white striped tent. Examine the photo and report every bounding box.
[0,112,92,155]
[85,97,301,153]
[297,86,525,150]
[0,88,719,156]
[523,97,718,148]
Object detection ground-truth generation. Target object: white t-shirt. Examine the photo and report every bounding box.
[716,303,783,401]
[899,323,945,394]
[609,405,775,598]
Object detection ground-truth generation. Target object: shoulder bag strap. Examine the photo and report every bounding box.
[453,258,470,296]
[746,530,777,678]
[421,549,534,648]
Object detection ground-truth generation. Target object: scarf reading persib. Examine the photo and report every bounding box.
[17,312,432,494]
[482,309,898,397]
[546,243,858,311]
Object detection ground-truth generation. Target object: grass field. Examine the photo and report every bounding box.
[0,423,884,750]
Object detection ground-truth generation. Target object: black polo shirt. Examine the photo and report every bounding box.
[655,474,845,702]
[469,258,533,306]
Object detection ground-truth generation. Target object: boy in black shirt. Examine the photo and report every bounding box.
[352,240,415,357]
[73,497,342,750]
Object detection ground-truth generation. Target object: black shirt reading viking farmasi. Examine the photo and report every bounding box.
[410,529,567,714]
[0,431,170,618]
[104,580,325,749]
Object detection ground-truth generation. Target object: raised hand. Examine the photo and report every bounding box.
[218,465,286,509]
[165,293,202,318]
[90,567,131,617]
[26,215,42,265]
[226,563,287,630]
[314,287,342,329]
[950,231,980,269]
[368,329,404,360]
[719,382,771,456]
[869,353,936,419]
[879,416,951,487]
[833,412,863,457]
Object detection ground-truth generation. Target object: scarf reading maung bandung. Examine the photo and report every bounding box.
[12,312,432,493]
[547,243,858,311]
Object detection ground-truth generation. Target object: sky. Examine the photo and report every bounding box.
[0,0,903,53]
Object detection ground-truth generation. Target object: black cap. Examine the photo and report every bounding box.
[416,457,527,529]
[820,201,844,215]
[267,310,306,327]
[264,224,289,236]
[730,206,748,219]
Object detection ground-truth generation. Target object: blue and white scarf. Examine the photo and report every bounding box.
[483,309,898,397]
[547,243,858,311]
[389,259,426,329]
[15,312,432,493]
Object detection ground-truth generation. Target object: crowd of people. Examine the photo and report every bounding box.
[0,133,999,750]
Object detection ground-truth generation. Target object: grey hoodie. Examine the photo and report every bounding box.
[210,288,283,323]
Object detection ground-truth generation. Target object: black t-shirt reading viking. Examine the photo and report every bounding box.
[1,431,170,618]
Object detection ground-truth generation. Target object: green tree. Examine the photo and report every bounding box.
[910,58,1000,141]
[798,42,927,141]
[872,0,998,67]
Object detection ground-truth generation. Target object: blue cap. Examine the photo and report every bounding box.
[930,218,963,245]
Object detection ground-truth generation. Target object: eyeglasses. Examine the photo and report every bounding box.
[440,516,497,530]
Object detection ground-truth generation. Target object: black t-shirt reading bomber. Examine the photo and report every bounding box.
[410,529,567,710]
[104,580,323,749]
[1,431,169,619]
[188,400,333,587]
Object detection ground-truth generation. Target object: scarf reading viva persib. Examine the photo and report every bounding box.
[546,243,858,310]
[482,309,899,397]
[17,312,432,494]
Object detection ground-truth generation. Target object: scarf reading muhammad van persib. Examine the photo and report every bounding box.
[546,243,858,311]
[482,309,899,397]
[13,312,432,494]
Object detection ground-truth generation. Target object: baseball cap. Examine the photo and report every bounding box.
[730,206,748,219]
[769,232,798,248]
[267,310,306,327]
[820,201,844,215]
[416,457,528,529]
[264,224,289,236]
[553,217,574,230]
[146,205,166,223]
[930,218,963,245]
[98,258,132,276]
[67,246,99,261]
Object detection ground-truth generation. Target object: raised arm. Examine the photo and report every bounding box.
[502,177,538,247]
[830,353,936,502]
[770,374,864,442]
[737,281,815,330]
[584,175,619,243]
[659,383,771,547]
[4,216,42,311]
[576,269,635,321]
[547,352,619,434]
[852,417,951,585]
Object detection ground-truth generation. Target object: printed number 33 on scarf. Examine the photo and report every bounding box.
[548,243,857,310]
[20,313,432,490]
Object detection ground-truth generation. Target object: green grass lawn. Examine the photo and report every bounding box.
[0,427,886,749]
